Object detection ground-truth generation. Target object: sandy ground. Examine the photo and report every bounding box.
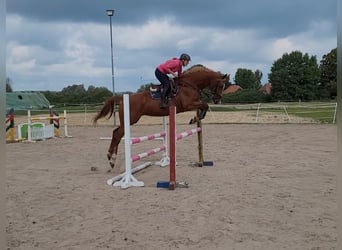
[6,114,336,249]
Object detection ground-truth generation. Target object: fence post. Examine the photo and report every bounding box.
[27,109,32,142]
[196,109,204,167]
[255,103,261,122]
[333,102,337,124]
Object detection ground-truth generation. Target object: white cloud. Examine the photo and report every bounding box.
[115,17,184,50]
[6,14,336,92]
[264,19,336,62]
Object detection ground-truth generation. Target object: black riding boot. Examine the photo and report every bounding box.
[160,84,169,109]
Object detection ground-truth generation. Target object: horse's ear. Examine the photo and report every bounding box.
[222,74,227,79]
[224,74,230,80]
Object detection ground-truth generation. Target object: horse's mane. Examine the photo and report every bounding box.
[182,64,215,76]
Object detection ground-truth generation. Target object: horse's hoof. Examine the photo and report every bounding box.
[109,161,115,169]
[189,116,198,124]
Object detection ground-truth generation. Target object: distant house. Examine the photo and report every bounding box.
[223,85,242,94]
[260,82,272,94]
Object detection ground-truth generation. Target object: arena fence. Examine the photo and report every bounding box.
[9,102,337,127]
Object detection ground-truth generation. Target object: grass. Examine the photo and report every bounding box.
[13,102,337,124]
[209,102,337,124]
[286,106,336,123]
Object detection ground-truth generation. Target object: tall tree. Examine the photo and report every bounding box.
[6,77,13,92]
[268,51,320,101]
[137,83,152,93]
[234,68,262,89]
[59,84,87,104]
[319,48,337,99]
[254,69,263,86]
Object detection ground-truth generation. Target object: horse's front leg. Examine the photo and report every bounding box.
[187,102,209,124]
[197,108,207,119]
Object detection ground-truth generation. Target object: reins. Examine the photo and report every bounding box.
[177,78,200,92]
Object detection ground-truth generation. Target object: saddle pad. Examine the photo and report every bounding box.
[150,90,161,100]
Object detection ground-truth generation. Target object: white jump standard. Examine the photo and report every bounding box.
[107,94,169,188]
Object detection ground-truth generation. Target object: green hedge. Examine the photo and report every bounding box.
[222,89,271,103]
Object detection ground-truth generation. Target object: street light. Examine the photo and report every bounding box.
[106,9,116,126]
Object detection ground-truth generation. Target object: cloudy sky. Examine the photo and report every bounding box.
[6,0,336,93]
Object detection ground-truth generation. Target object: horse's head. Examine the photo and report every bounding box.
[208,73,230,104]
[181,65,230,104]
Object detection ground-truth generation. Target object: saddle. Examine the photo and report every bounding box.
[150,84,162,93]
[150,79,178,99]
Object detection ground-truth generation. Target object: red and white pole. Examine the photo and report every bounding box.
[169,104,176,190]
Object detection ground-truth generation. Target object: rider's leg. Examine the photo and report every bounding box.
[160,81,170,108]
[155,68,171,108]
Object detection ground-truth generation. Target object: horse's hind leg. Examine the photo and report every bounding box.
[107,126,124,169]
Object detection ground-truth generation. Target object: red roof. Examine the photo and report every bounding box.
[260,82,272,94]
[223,85,242,94]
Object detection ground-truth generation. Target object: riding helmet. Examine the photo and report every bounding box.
[180,53,191,61]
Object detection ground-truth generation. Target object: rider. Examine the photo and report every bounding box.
[155,53,191,108]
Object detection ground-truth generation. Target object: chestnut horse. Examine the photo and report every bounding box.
[93,65,229,169]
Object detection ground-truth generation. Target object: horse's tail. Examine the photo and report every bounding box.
[93,95,123,125]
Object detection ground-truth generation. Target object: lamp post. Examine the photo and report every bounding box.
[106,9,116,126]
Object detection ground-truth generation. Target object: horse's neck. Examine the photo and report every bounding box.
[182,74,212,90]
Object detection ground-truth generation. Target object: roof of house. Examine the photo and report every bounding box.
[223,85,242,94]
[260,82,272,94]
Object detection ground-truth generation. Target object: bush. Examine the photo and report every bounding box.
[221,89,270,103]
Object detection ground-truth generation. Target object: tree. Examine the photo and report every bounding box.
[254,69,263,86]
[56,84,85,104]
[43,84,113,104]
[6,77,13,92]
[319,48,336,99]
[234,68,262,89]
[137,83,152,93]
[83,85,113,103]
[268,51,320,101]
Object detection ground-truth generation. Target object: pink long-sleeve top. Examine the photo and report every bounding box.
[157,57,183,76]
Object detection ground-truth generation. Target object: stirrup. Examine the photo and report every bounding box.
[160,99,169,108]
[160,102,168,108]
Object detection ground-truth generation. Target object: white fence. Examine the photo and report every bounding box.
[31,124,54,140]
[18,102,335,126]
[254,102,337,123]
[211,102,337,124]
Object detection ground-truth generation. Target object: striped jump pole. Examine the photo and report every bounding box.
[176,127,201,141]
[130,130,169,167]
[131,145,166,162]
[131,131,166,144]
